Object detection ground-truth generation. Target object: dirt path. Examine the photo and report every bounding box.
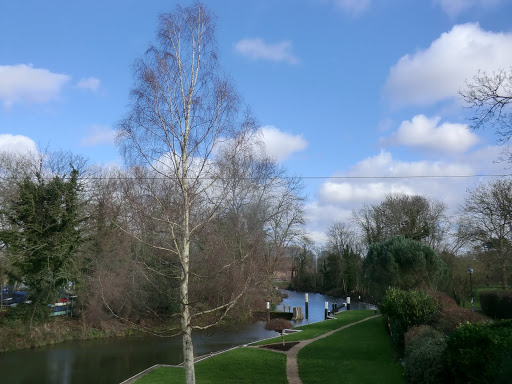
[271,314,382,384]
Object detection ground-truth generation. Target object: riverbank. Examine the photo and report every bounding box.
[0,316,145,352]
[133,310,404,384]
[0,288,287,354]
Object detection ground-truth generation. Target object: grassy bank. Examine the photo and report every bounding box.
[136,310,403,383]
[137,348,287,384]
[0,317,141,352]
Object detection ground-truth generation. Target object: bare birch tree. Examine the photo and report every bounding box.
[116,3,249,382]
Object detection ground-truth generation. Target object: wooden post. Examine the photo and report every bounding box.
[346,296,351,310]
[266,301,270,323]
[305,293,309,319]
[324,301,328,320]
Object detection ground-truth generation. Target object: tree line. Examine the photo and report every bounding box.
[290,186,512,305]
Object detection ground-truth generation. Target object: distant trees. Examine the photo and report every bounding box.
[323,222,362,294]
[290,236,316,291]
[354,194,448,251]
[461,68,512,163]
[458,179,512,289]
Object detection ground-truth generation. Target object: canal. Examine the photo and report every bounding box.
[0,291,375,384]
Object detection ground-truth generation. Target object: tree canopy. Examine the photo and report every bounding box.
[0,166,83,316]
[363,236,447,300]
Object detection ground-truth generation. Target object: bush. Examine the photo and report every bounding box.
[480,290,512,319]
[404,326,447,384]
[429,291,488,334]
[444,320,512,383]
[380,287,439,350]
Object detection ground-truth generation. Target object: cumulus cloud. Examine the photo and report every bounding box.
[234,38,299,64]
[76,77,101,92]
[81,125,116,146]
[317,150,475,206]
[384,23,512,107]
[319,180,415,204]
[0,64,70,108]
[434,0,501,17]
[257,126,308,162]
[381,115,479,153]
[0,134,38,155]
[334,0,371,15]
[305,146,510,242]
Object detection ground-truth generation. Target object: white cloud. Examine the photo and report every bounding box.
[257,126,308,162]
[76,77,101,92]
[384,23,512,107]
[335,0,371,15]
[318,150,475,206]
[319,181,415,204]
[0,64,70,108]
[234,38,299,64]
[434,0,501,17]
[305,147,509,243]
[81,125,116,146]
[381,115,479,153]
[0,134,38,155]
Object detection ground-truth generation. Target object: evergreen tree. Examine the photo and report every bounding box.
[0,167,83,316]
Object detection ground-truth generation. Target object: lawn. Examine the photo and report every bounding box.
[298,316,404,384]
[136,348,287,384]
[135,310,401,384]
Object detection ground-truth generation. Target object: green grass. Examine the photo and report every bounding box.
[136,310,397,384]
[298,316,404,384]
[253,310,376,345]
[136,348,287,384]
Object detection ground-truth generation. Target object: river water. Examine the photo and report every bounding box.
[0,291,375,384]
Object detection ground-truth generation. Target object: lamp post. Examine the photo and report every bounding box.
[467,268,474,312]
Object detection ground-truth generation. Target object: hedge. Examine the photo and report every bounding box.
[480,290,512,319]
[444,320,512,383]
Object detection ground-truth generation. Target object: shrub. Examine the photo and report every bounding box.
[429,291,488,334]
[480,290,512,319]
[444,320,512,383]
[404,326,447,384]
[380,287,438,350]
[265,318,294,346]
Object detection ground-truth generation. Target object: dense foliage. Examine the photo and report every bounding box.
[404,326,446,384]
[380,287,439,349]
[444,320,512,383]
[363,237,447,300]
[480,290,512,319]
[0,167,82,318]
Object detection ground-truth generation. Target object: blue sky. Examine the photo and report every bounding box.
[2,0,512,243]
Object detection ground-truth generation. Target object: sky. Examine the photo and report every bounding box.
[1,0,512,244]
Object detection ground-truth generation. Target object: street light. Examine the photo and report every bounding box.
[467,268,474,312]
